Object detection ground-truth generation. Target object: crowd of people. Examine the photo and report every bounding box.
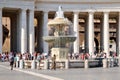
[0,52,49,70]
[0,50,117,63]
[67,50,117,60]
[0,50,117,70]
[0,52,48,62]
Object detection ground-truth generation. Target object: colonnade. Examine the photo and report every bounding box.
[0,8,120,57]
[73,11,120,57]
[0,8,35,54]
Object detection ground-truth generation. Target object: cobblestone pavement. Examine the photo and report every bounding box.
[0,62,49,80]
[0,62,120,80]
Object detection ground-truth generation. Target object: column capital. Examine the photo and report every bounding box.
[42,10,49,16]
[43,10,49,13]
[28,9,34,15]
[19,8,27,13]
[103,11,109,14]
[73,11,79,14]
[88,11,94,14]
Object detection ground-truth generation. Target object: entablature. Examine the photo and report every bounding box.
[36,0,120,3]
[0,0,34,10]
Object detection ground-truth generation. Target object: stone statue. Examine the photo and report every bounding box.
[56,6,64,18]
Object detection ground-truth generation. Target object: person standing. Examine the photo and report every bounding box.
[51,54,56,70]
[9,53,14,70]
[37,53,41,69]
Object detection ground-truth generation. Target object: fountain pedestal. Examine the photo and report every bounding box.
[51,48,69,61]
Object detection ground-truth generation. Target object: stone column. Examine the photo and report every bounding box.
[102,12,109,57]
[42,11,49,54]
[85,17,88,53]
[11,15,17,52]
[87,11,94,56]
[37,15,43,53]
[0,8,2,54]
[73,11,79,53]
[100,18,104,51]
[116,12,120,57]
[28,10,35,54]
[19,9,27,54]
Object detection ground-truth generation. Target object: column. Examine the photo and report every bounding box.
[19,9,27,54]
[100,18,103,51]
[28,10,35,54]
[87,11,94,56]
[85,17,88,53]
[37,16,43,53]
[116,12,120,57]
[73,12,79,54]
[11,15,17,52]
[0,8,2,54]
[43,11,49,54]
[102,12,109,57]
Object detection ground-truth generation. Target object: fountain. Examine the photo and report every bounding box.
[43,6,76,61]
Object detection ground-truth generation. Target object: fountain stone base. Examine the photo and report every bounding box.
[51,48,69,61]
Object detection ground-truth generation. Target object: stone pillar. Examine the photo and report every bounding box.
[73,11,79,53]
[28,10,35,54]
[11,15,17,52]
[16,61,19,68]
[37,16,43,53]
[100,18,104,51]
[31,60,36,69]
[84,59,89,69]
[17,11,20,52]
[0,8,2,54]
[116,12,120,57]
[43,11,49,54]
[85,18,88,53]
[19,59,24,69]
[87,11,94,56]
[44,59,48,69]
[102,59,108,68]
[65,60,69,69]
[102,12,109,57]
[19,9,27,54]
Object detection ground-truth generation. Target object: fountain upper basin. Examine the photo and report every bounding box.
[43,36,76,43]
